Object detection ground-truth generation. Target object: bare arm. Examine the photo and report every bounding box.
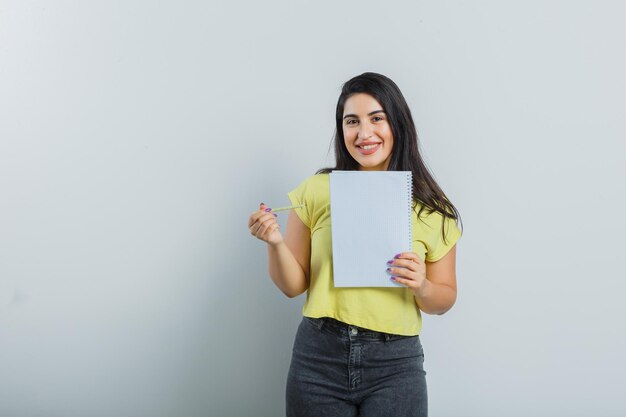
[248,204,310,298]
[267,210,310,298]
[388,245,458,315]
[415,245,457,315]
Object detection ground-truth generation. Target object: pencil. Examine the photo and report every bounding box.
[270,204,306,212]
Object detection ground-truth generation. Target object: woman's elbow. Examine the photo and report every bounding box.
[282,280,309,298]
[283,287,307,298]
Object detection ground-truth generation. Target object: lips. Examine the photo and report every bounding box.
[356,142,382,155]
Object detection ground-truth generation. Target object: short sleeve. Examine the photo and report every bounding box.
[422,212,462,262]
[287,178,312,229]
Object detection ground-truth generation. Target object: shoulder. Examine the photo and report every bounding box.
[301,172,329,187]
[288,173,329,196]
[412,202,462,262]
[287,173,330,228]
[412,203,449,230]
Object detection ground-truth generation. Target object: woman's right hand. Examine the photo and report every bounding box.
[248,203,283,246]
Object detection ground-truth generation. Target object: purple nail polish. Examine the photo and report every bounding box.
[386,260,393,265]
[394,253,401,259]
[386,268,391,273]
[264,208,272,212]
[273,213,278,217]
[389,277,396,281]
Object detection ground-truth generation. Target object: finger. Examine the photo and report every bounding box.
[262,223,280,240]
[259,215,277,233]
[249,212,278,232]
[258,211,278,222]
[253,217,277,236]
[388,258,419,272]
[260,222,280,241]
[254,221,271,238]
[387,265,416,280]
[393,251,423,265]
[250,216,273,236]
[248,204,276,228]
[390,276,415,288]
[248,210,267,228]
[248,213,258,228]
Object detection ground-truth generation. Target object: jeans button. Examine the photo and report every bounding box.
[350,327,358,336]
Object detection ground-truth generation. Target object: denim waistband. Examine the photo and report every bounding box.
[304,316,413,342]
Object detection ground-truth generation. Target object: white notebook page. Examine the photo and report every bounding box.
[329,171,412,287]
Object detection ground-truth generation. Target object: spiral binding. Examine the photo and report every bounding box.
[406,171,413,247]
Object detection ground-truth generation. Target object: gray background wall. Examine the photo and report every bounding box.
[1,1,625,416]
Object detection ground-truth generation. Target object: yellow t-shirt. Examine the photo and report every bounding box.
[287,173,462,336]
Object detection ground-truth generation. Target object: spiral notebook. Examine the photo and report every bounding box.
[329,171,413,287]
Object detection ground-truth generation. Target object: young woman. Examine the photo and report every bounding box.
[247,72,462,417]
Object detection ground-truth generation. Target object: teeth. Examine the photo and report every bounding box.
[360,144,379,150]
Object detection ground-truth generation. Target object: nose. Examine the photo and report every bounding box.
[357,122,373,140]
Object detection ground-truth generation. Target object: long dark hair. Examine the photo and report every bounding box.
[316,72,462,243]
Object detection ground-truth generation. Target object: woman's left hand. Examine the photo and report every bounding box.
[387,252,427,295]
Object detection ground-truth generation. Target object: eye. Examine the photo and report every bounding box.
[372,116,384,122]
[346,119,358,125]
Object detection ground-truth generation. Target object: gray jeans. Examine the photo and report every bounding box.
[286,316,427,417]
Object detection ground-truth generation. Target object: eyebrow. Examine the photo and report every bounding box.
[343,110,385,120]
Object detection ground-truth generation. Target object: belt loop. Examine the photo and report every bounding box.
[305,316,324,331]
[318,317,327,332]
[384,334,390,342]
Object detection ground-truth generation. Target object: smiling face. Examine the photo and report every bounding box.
[342,93,394,171]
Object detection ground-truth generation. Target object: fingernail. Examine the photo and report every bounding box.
[386,260,393,265]
[264,208,272,212]
[273,213,278,217]
[386,268,392,273]
[389,277,396,281]
[260,202,265,205]
[394,253,401,259]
